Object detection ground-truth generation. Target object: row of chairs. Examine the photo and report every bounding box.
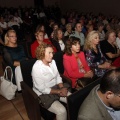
[20,58,101,120]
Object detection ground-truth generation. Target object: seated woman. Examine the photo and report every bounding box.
[35,24,49,39]
[63,36,93,88]
[64,23,73,37]
[116,29,120,49]
[52,28,65,52]
[50,23,59,39]
[97,22,105,41]
[85,24,94,37]
[32,43,70,120]
[0,27,4,45]
[100,30,120,67]
[31,30,56,58]
[84,31,114,77]
[3,29,27,91]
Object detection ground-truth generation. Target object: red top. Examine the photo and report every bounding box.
[31,39,57,58]
[63,52,90,88]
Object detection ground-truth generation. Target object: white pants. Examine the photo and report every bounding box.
[48,92,71,120]
[15,66,23,91]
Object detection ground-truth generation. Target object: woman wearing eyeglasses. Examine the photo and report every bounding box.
[3,29,27,91]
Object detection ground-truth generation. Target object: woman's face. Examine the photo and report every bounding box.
[61,18,66,25]
[118,32,120,39]
[106,25,111,30]
[98,26,104,31]
[89,26,93,31]
[53,25,58,31]
[57,30,63,39]
[8,32,17,44]
[40,26,45,31]
[91,34,100,45]
[0,17,4,22]
[71,42,80,53]
[67,25,72,31]
[108,32,116,43]
[36,32,44,42]
[43,47,54,64]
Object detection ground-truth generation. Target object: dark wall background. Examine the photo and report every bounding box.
[0,0,119,17]
[0,0,34,7]
[60,0,120,17]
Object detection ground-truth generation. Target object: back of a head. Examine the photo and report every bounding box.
[100,68,120,94]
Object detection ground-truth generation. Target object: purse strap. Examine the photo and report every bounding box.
[4,66,13,82]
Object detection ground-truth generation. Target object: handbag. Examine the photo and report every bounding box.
[0,66,17,100]
[38,94,60,109]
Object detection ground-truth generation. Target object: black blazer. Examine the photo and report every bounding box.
[52,40,62,52]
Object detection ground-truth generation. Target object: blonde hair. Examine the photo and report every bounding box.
[66,23,72,30]
[4,29,16,45]
[84,30,99,51]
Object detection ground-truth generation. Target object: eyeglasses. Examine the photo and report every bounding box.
[8,36,17,38]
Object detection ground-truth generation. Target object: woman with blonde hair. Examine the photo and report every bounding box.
[64,23,73,37]
[3,29,27,91]
[84,31,114,77]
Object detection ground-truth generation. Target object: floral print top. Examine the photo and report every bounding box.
[85,45,107,77]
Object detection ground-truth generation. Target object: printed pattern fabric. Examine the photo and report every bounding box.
[85,45,107,77]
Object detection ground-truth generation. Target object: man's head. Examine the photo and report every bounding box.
[99,68,120,109]
[75,23,82,33]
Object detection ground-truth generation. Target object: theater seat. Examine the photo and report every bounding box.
[67,78,101,120]
[20,59,55,120]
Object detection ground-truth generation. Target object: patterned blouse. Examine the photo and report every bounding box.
[85,45,107,77]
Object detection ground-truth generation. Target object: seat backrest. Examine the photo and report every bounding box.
[67,78,101,120]
[21,81,41,120]
[53,51,64,74]
[20,59,56,120]
[20,59,37,88]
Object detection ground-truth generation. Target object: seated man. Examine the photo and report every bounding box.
[78,68,120,120]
